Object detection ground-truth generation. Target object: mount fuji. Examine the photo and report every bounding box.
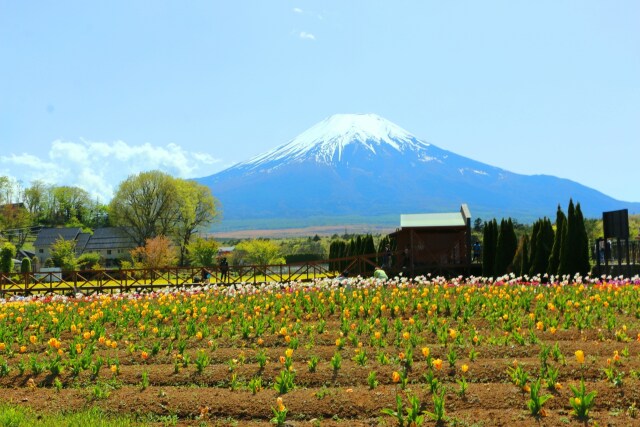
[197,114,639,231]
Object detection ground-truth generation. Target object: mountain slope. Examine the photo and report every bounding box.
[197,114,639,230]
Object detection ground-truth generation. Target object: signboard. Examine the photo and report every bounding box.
[603,209,629,239]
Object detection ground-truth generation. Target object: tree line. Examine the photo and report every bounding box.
[482,199,591,278]
[0,171,221,270]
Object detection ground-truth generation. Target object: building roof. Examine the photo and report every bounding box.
[75,232,92,254]
[83,227,137,251]
[33,228,82,247]
[16,249,36,260]
[399,204,471,228]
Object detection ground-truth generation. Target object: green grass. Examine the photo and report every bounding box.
[0,404,149,427]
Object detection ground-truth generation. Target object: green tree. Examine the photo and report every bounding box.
[494,218,517,276]
[512,234,530,277]
[362,234,376,272]
[548,205,566,275]
[558,199,576,276]
[0,203,32,249]
[0,176,16,205]
[0,242,17,273]
[528,221,541,273]
[20,257,32,273]
[482,219,498,277]
[234,239,285,265]
[574,203,591,275]
[172,180,221,266]
[329,240,347,272]
[529,218,554,276]
[50,186,93,225]
[77,252,101,270]
[108,171,180,246]
[186,237,220,267]
[22,180,47,222]
[50,237,77,271]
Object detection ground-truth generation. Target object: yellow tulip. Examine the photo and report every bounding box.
[421,347,430,358]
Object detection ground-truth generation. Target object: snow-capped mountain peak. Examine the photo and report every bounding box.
[241,113,432,169]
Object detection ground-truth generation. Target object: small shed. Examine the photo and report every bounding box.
[389,204,472,276]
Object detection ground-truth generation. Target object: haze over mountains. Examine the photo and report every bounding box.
[197,114,639,231]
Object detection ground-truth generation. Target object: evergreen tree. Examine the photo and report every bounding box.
[363,234,376,255]
[575,203,592,275]
[482,219,498,277]
[357,235,365,256]
[512,234,531,277]
[558,199,576,276]
[548,205,566,275]
[494,218,518,276]
[362,234,376,272]
[530,218,554,276]
[528,220,541,273]
[20,257,32,273]
[0,242,17,274]
[329,240,348,272]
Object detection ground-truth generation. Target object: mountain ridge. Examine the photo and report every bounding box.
[197,114,639,231]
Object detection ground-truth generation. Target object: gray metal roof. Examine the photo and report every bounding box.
[33,228,82,247]
[83,227,137,251]
[75,233,92,254]
[400,204,471,228]
[400,212,465,227]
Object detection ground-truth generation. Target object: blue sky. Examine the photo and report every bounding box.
[1,1,639,205]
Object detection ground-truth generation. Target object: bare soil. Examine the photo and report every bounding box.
[3,334,640,426]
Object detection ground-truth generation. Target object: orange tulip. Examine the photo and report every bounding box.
[432,358,443,371]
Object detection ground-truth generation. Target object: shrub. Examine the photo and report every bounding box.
[20,257,31,273]
[0,242,16,273]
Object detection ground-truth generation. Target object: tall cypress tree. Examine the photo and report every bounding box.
[548,205,566,275]
[330,240,348,272]
[363,234,376,271]
[482,219,498,277]
[506,218,519,272]
[575,203,591,275]
[558,199,576,276]
[528,220,541,273]
[530,217,554,276]
[494,218,518,276]
[513,234,531,277]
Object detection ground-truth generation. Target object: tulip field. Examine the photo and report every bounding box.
[1,275,640,426]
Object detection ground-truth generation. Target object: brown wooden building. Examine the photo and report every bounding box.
[389,204,472,276]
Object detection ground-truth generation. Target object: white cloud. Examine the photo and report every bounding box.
[299,31,316,40]
[293,7,303,14]
[0,139,222,202]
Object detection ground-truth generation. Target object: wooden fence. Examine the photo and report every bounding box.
[0,254,382,297]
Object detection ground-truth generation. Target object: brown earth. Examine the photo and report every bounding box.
[3,336,640,426]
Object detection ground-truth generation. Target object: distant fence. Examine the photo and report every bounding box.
[0,254,383,297]
[590,238,640,276]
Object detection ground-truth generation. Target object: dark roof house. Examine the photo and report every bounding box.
[33,227,138,268]
[83,227,137,267]
[33,227,83,266]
